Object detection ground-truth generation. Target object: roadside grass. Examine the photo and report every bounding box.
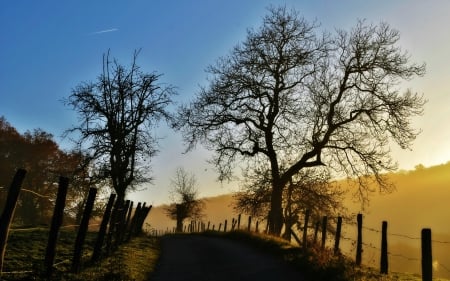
[1,228,160,281]
[64,234,160,281]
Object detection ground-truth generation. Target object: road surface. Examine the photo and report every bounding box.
[150,235,305,281]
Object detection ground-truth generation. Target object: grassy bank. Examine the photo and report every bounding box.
[1,229,160,280]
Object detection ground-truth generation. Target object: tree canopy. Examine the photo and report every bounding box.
[176,7,426,235]
[64,50,176,202]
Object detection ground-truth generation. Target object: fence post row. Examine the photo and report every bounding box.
[0,169,27,277]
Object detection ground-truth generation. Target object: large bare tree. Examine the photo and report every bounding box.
[65,50,175,203]
[176,7,425,235]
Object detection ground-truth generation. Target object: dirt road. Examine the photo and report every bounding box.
[150,235,305,281]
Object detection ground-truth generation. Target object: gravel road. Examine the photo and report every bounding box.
[150,235,305,281]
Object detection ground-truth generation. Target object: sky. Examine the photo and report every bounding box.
[1,1,450,205]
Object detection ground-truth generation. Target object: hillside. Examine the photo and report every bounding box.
[145,162,450,278]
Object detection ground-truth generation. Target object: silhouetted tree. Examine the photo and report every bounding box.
[176,7,426,235]
[64,50,175,203]
[165,167,204,232]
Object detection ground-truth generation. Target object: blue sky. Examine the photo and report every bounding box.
[2,1,450,204]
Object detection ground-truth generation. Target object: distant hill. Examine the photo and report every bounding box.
[145,161,450,278]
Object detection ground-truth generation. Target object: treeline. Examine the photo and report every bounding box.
[0,116,107,226]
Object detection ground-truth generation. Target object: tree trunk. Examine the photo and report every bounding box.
[268,182,283,235]
[282,179,294,241]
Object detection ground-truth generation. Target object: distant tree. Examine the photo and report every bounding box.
[165,167,204,232]
[176,7,426,235]
[64,50,176,203]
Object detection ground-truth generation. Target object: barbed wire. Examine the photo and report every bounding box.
[21,188,51,198]
[4,225,101,275]
[9,223,100,232]
[337,233,449,274]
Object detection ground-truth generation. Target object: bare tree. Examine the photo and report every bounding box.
[176,7,425,235]
[64,50,175,203]
[165,167,204,232]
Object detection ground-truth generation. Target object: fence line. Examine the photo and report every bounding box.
[0,169,152,278]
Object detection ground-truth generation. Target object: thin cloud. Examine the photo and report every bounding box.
[90,28,119,35]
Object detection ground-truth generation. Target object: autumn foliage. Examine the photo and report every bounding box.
[0,116,104,226]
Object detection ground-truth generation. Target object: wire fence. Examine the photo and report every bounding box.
[334,218,450,278]
[0,170,152,278]
[179,212,450,280]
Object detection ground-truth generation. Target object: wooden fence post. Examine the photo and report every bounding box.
[321,216,328,249]
[45,176,69,277]
[356,213,363,266]
[0,169,26,276]
[115,200,130,246]
[224,220,228,232]
[247,216,252,232]
[72,187,97,273]
[107,198,123,252]
[92,193,116,262]
[380,221,388,274]
[126,202,141,240]
[207,221,210,230]
[302,209,310,251]
[334,216,342,255]
[118,200,131,242]
[136,206,152,234]
[421,228,432,281]
[124,201,133,235]
[255,221,259,233]
[218,223,222,232]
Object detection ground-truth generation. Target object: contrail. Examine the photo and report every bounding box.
[91,28,119,35]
